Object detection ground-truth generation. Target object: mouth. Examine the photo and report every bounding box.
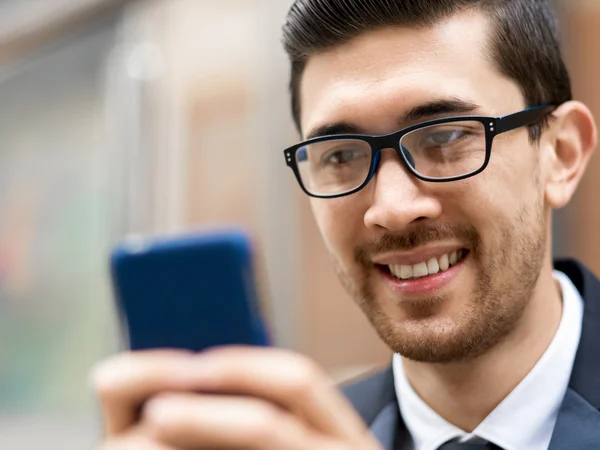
[375,249,470,296]
[382,249,469,281]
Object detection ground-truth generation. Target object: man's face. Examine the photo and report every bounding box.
[299,12,551,363]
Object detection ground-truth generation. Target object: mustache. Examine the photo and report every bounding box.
[354,223,480,266]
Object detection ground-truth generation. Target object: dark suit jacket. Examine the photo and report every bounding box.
[342,259,600,449]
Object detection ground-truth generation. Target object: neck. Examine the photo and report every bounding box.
[402,259,563,432]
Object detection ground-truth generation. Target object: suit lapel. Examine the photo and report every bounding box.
[549,260,600,449]
[548,388,600,449]
[370,402,400,450]
[342,366,408,449]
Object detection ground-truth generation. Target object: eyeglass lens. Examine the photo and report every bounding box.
[295,120,487,196]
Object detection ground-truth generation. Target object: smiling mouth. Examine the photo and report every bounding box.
[380,249,469,281]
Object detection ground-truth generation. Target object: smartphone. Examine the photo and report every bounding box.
[110,229,270,352]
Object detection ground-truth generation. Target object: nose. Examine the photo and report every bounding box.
[363,149,443,231]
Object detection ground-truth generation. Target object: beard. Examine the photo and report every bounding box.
[332,202,547,363]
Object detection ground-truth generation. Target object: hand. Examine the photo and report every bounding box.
[92,346,383,449]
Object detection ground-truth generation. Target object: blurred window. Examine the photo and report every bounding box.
[0,11,122,449]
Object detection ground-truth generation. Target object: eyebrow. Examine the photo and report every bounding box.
[403,98,479,123]
[304,98,481,140]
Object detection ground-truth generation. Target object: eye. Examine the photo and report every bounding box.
[424,129,466,146]
[326,150,355,164]
[322,148,368,166]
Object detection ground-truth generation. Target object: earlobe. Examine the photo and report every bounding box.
[544,101,597,209]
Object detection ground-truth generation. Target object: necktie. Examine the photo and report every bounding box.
[437,440,503,449]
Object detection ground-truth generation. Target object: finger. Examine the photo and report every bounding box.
[100,437,176,450]
[181,347,369,440]
[141,392,320,450]
[91,350,196,435]
[99,424,178,450]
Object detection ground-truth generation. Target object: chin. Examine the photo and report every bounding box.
[369,306,510,363]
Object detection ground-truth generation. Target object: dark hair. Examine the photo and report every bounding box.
[282,0,572,140]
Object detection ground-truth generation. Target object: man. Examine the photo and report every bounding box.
[93,1,599,449]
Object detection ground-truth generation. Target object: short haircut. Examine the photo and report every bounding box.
[282,0,572,140]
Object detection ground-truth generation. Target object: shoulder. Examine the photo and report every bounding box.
[340,365,396,425]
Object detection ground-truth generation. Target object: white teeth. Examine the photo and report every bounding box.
[439,253,450,271]
[413,262,428,278]
[427,257,439,275]
[449,251,458,265]
[387,249,466,281]
[400,265,413,280]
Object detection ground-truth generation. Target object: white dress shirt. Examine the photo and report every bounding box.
[393,270,584,450]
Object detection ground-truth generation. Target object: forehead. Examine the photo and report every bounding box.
[299,11,524,136]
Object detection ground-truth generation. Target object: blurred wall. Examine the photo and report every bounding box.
[0,2,126,449]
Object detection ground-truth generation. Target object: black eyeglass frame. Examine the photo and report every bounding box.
[283,104,557,199]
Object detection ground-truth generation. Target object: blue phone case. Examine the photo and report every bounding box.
[110,230,270,352]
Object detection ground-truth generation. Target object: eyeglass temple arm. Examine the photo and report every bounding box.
[496,105,556,134]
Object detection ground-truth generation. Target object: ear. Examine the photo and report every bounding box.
[544,101,597,209]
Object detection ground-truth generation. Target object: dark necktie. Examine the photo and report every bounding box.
[437,440,503,449]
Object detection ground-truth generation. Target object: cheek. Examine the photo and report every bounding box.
[488,135,543,200]
[436,175,516,243]
[444,145,543,249]
[445,143,540,234]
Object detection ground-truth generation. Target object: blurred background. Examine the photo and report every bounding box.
[0,0,598,448]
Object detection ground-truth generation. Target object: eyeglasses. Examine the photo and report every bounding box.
[283,104,556,198]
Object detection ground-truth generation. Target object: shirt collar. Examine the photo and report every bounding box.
[393,270,584,450]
